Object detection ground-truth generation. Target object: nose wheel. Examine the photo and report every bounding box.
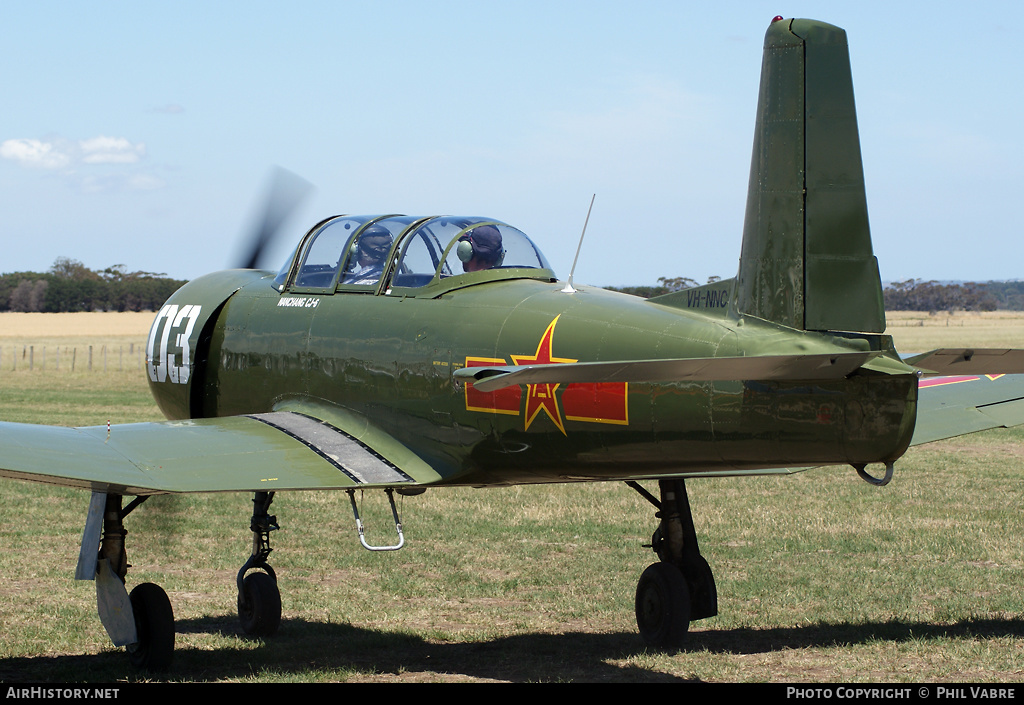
[237,491,282,636]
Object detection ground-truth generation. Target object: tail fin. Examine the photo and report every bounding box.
[735,18,885,334]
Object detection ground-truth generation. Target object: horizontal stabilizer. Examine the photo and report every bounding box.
[455,351,880,393]
[904,349,1024,376]
[912,373,1024,445]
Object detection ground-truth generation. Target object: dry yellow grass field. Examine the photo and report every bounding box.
[0,311,153,342]
[0,312,152,373]
[886,310,1024,350]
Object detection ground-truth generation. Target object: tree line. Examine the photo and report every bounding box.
[1,257,186,313]
[882,279,998,312]
[608,277,1024,312]
[607,276,722,299]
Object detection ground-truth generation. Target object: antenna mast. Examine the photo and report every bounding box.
[561,194,595,294]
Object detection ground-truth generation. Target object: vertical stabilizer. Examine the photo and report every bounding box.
[735,18,885,333]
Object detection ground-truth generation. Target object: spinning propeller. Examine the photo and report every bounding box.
[235,167,313,270]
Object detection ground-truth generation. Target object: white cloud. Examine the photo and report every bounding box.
[1,135,146,169]
[0,138,72,169]
[1,134,161,192]
[79,136,145,164]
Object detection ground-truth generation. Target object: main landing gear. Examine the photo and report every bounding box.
[84,492,175,671]
[627,479,718,648]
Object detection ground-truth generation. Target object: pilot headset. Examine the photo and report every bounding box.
[457,227,505,266]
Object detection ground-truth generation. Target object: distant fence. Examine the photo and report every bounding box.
[1,344,146,373]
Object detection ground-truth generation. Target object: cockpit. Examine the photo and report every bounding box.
[273,215,554,295]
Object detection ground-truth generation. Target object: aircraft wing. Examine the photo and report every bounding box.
[911,373,1024,445]
[0,406,441,495]
[454,351,881,393]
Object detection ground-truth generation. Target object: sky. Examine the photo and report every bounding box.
[2,1,1023,288]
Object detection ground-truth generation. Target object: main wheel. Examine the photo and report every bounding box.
[635,562,691,648]
[238,571,281,636]
[128,582,175,670]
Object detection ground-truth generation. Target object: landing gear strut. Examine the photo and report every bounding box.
[237,491,282,636]
[89,493,175,670]
[628,479,717,648]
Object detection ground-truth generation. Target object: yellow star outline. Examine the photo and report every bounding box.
[510,315,577,434]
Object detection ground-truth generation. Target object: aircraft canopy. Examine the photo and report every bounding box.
[274,215,553,294]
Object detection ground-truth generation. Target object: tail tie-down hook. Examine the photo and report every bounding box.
[853,462,894,486]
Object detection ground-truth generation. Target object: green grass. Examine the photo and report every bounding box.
[1,340,1023,682]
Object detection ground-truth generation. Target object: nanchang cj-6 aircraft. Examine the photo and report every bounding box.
[4,17,1024,669]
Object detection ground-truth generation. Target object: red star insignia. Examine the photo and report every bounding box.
[510,315,576,434]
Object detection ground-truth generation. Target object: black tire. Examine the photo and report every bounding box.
[128,582,175,670]
[635,562,691,648]
[238,571,281,636]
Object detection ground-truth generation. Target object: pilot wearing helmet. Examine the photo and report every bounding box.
[457,225,505,272]
[343,225,393,285]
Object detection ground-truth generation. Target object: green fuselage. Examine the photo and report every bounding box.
[147,268,917,486]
